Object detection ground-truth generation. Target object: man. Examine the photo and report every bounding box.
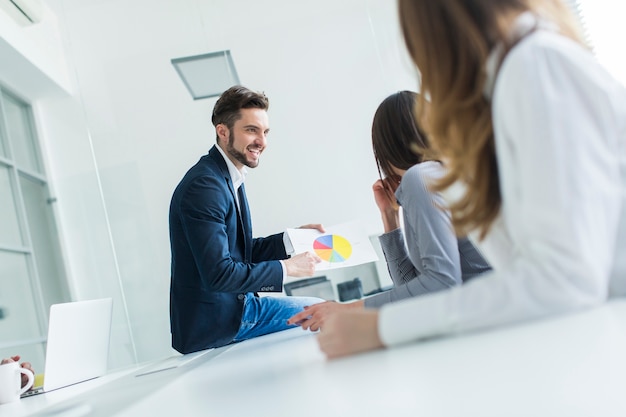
[169,85,323,354]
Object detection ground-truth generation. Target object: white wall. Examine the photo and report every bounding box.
[31,0,417,366]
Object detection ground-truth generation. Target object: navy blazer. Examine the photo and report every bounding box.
[169,146,286,353]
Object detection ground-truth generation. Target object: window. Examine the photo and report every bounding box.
[0,87,69,370]
[576,0,626,86]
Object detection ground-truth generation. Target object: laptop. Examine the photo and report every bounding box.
[21,298,113,397]
[284,276,335,301]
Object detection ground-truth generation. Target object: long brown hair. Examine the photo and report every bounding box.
[397,0,584,238]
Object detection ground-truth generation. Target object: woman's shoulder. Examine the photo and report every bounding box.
[404,161,445,186]
[500,28,596,86]
[400,162,446,207]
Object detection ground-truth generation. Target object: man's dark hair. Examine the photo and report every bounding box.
[211,85,269,136]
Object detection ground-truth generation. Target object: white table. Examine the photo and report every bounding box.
[6,300,626,417]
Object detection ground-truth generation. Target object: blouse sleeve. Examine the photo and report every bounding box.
[365,166,462,308]
[379,32,624,346]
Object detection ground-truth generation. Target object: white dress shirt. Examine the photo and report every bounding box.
[215,143,247,207]
[379,13,626,346]
[215,144,288,280]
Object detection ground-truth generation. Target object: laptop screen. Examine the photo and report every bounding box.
[43,298,113,392]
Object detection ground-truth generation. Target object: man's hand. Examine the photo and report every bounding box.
[287,300,364,331]
[284,251,322,277]
[316,310,384,359]
[1,355,35,389]
[297,224,326,233]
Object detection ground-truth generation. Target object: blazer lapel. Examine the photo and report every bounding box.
[210,146,252,261]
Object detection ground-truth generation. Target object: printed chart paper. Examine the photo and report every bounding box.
[285,221,379,271]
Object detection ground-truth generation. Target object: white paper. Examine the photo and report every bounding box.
[285,220,379,271]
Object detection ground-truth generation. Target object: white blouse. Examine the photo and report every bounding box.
[379,13,626,346]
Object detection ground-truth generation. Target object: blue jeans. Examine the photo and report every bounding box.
[232,293,323,343]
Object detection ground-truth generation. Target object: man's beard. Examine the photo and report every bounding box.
[226,132,261,168]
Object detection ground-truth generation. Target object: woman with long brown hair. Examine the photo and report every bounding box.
[316,0,626,358]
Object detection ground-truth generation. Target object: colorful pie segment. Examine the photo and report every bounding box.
[313,234,353,263]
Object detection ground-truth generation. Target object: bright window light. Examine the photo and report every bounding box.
[578,0,626,86]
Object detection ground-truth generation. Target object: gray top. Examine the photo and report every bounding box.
[365,162,491,308]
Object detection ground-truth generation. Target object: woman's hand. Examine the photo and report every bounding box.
[316,310,384,359]
[287,300,364,331]
[373,178,400,232]
[1,355,35,389]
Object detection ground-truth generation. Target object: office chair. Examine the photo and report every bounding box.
[337,278,363,302]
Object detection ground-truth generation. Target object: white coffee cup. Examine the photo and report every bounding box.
[0,361,35,404]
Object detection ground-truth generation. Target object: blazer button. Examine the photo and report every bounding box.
[237,294,244,300]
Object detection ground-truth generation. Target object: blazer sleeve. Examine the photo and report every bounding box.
[179,174,283,293]
[252,233,288,263]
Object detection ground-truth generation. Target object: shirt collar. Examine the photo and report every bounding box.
[215,143,247,190]
[483,12,556,99]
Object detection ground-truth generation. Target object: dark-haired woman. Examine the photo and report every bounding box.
[288,91,490,331]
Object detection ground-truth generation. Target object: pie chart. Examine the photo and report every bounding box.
[313,234,352,263]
